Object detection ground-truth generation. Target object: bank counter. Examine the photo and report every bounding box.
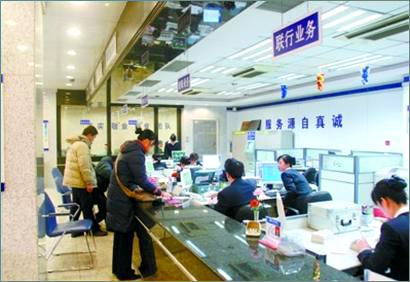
[136,202,358,281]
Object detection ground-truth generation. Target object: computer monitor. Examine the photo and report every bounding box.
[172,150,186,162]
[146,159,155,173]
[193,170,216,185]
[202,155,220,169]
[180,169,193,187]
[260,162,282,184]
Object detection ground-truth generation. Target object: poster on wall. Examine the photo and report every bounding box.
[1,74,5,192]
[43,120,49,152]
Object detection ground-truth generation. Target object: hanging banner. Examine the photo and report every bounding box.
[141,95,149,108]
[1,74,4,192]
[273,10,322,59]
[178,74,191,93]
[43,120,49,152]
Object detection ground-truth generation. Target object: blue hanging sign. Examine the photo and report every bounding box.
[266,119,272,130]
[273,10,322,58]
[178,74,191,93]
[128,119,138,126]
[80,119,91,125]
[141,95,149,108]
[247,131,256,141]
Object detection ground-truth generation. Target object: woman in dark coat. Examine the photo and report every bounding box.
[106,128,171,280]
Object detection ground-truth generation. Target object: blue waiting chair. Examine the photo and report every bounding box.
[52,168,72,208]
[41,192,95,272]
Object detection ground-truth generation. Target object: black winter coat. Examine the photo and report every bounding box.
[95,156,113,193]
[106,141,159,233]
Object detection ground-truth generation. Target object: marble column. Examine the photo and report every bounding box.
[1,1,39,280]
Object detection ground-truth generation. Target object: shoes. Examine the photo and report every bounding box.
[71,232,84,238]
[138,266,156,277]
[114,270,141,281]
[92,230,108,237]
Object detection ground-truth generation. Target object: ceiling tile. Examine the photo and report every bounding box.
[346,1,408,14]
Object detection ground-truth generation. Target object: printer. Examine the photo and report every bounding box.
[308,201,361,234]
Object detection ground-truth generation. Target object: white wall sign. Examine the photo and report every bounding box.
[1,74,5,192]
[105,32,117,68]
[43,120,49,152]
[95,60,103,84]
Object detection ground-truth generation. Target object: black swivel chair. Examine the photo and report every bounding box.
[287,191,332,215]
[303,167,319,186]
[234,204,268,223]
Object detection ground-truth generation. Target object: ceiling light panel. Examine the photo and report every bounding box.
[321,6,348,20]
[243,48,271,60]
[67,28,81,36]
[336,56,392,71]
[337,14,383,32]
[67,50,77,56]
[319,54,372,69]
[200,65,215,72]
[210,67,226,74]
[221,67,237,74]
[254,54,272,62]
[329,55,382,69]
[66,65,75,70]
[323,10,365,29]
[228,39,272,59]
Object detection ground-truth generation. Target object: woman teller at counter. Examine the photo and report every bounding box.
[352,175,409,281]
[106,128,171,280]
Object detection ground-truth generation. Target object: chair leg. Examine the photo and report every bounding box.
[84,232,95,269]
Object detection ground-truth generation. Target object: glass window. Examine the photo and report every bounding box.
[193,119,217,155]
[110,105,154,155]
[158,107,178,153]
[60,82,107,157]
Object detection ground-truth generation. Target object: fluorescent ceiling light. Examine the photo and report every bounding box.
[336,56,392,71]
[216,91,227,96]
[71,1,84,5]
[243,47,271,60]
[105,2,110,7]
[66,65,75,70]
[319,54,372,69]
[158,88,166,93]
[65,83,72,86]
[17,45,28,51]
[321,6,348,20]
[165,88,174,93]
[337,14,383,32]
[35,74,41,78]
[199,65,215,72]
[27,62,34,66]
[221,67,237,74]
[329,55,382,69]
[239,83,270,90]
[171,82,177,86]
[66,75,74,79]
[35,82,43,85]
[191,78,210,86]
[254,54,272,62]
[67,28,81,36]
[191,78,202,83]
[323,10,365,29]
[277,73,296,80]
[67,50,77,56]
[5,20,16,26]
[210,67,226,74]
[228,38,272,59]
[287,74,306,81]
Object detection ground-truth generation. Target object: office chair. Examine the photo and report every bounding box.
[287,191,332,215]
[234,204,268,223]
[303,167,319,186]
[41,192,95,272]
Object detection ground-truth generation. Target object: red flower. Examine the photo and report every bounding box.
[250,199,260,209]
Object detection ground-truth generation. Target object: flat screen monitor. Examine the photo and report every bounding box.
[202,155,220,169]
[180,169,193,187]
[260,162,282,183]
[203,7,222,23]
[172,150,186,162]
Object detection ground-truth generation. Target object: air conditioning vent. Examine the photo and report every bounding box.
[162,60,194,72]
[139,80,160,87]
[181,88,202,96]
[125,91,141,96]
[339,11,409,40]
[256,0,305,13]
[232,65,276,78]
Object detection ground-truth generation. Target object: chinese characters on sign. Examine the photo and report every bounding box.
[178,74,191,93]
[269,114,343,130]
[273,11,321,58]
[266,119,272,130]
[80,119,91,125]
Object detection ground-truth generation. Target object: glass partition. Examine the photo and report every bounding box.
[358,155,403,173]
[255,149,276,162]
[321,155,354,173]
[158,107,178,153]
[110,105,154,155]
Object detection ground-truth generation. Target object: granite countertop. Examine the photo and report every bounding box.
[137,202,358,281]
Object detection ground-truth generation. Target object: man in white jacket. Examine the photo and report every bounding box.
[63,125,107,236]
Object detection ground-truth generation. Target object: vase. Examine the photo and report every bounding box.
[253,210,259,221]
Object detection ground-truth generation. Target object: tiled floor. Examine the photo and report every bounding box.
[42,188,219,281]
